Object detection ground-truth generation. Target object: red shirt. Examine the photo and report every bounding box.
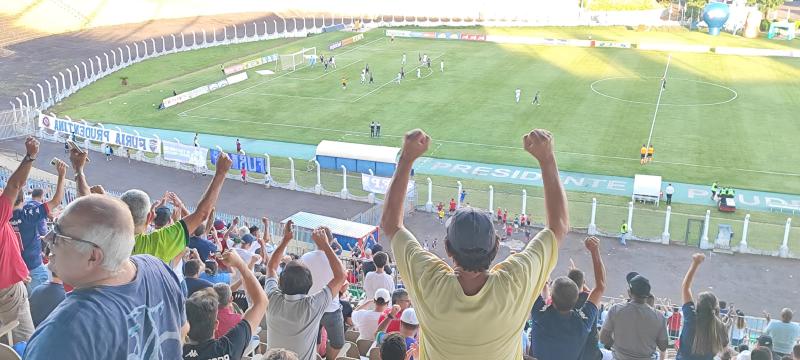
[449,200,456,211]
[379,308,405,333]
[215,306,243,339]
[667,312,682,331]
[0,194,29,289]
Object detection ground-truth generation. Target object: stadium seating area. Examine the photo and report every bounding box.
[0,133,798,360]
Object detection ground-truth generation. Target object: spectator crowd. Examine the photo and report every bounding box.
[0,131,798,360]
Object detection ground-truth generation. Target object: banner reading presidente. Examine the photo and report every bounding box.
[38,114,161,153]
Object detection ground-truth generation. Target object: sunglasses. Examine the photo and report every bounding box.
[43,223,100,253]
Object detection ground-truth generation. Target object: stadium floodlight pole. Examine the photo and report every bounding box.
[340,165,348,199]
[426,178,433,212]
[456,181,463,208]
[522,189,527,215]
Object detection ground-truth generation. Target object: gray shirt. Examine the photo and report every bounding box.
[601,301,668,360]
[265,276,332,360]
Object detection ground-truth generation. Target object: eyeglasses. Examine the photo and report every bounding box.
[43,223,100,252]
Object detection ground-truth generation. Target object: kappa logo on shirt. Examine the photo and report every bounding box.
[185,349,198,358]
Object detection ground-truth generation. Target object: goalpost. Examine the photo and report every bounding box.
[280,47,316,71]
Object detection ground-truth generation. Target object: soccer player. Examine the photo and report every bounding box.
[640,144,647,165]
[395,72,402,84]
[360,70,366,84]
[402,52,406,65]
[193,133,199,147]
[440,60,444,72]
[661,77,666,90]
[417,68,421,79]
[369,72,374,84]
[330,56,336,69]
[365,63,370,74]
[515,88,521,103]
[647,145,654,163]
[532,91,541,105]
[370,121,376,138]
[418,52,422,63]
[400,67,405,79]
[426,58,431,69]
[376,122,381,137]
[341,77,347,90]
[324,60,328,72]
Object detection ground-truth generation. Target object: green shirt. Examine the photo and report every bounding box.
[621,223,628,233]
[711,183,718,191]
[133,220,190,263]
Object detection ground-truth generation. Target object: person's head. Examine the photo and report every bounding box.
[380,333,408,360]
[373,251,388,269]
[757,335,773,350]
[213,283,233,308]
[625,272,651,302]
[392,288,411,310]
[567,269,585,289]
[374,288,391,308]
[30,188,44,201]
[673,307,680,314]
[184,259,203,278]
[263,349,299,360]
[792,344,800,359]
[719,301,727,310]
[735,310,746,329]
[279,260,313,296]
[153,206,172,229]
[204,260,218,275]
[240,234,256,249]
[691,291,727,356]
[364,248,373,259]
[399,307,419,335]
[751,347,773,360]
[46,195,135,288]
[444,208,499,272]
[781,308,793,323]
[193,224,206,237]
[185,288,219,342]
[371,243,383,254]
[551,276,580,312]
[249,225,259,237]
[120,189,151,229]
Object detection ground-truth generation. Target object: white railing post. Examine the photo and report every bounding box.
[340,165,348,199]
[224,26,228,42]
[288,157,296,190]
[104,52,110,71]
[263,21,268,37]
[212,28,216,44]
[151,38,156,55]
[425,177,433,212]
[627,201,634,237]
[314,160,322,194]
[202,30,207,46]
[233,24,238,42]
[780,217,791,258]
[23,92,30,108]
[740,214,750,253]
[112,49,118,67]
[160,36,166,53]
[37,84,45,106]
[30,88,38,108]
[142,40,148,59]
[700,210,712,249]
[488,185,494,213]
[252,22,257,39]
[662,206,671,245]
[10,102,17,121]
[134,43,140,60]
[588,198,598,235]
[59,72,66,94]
[66,69,74,89]
[264,154,271,186]
[126,45,132,62]
[81,61,88,82]
[293,18,298,35]
[367,169,376,204]
[456,181,463,208]
[282,18,287,35]
[94,56,101,75]
[273,20,277,35]
[522,189,527,214]
[45,80,53,104]
[172,34,177,52]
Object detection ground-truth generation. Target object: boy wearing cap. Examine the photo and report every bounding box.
[600,272,669,360]
[377,307,419,349]
[352,288,391,341]
[381,128,568,359]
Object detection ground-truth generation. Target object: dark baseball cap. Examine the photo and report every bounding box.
[154,206,172,227]
[757,334,773,348]
[627,274,651,298]
[445,207,496,252]
[241,234,256,244]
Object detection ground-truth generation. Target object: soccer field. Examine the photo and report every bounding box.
[52,27,800,194]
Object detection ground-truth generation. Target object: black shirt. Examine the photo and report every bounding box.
[183,319,252,360]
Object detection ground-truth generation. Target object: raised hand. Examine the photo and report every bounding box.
[390,304,401,317]
[54,159,67,177]
[69,147,88,171]
[311,227,329,248]
[215,152,233,174]
[585,236,600,253]
[261,217,269,226]
[282,220,294,241]
[692,253,705,265]
[25,136,40,158]
[523,129,554,162]
[399,129,430,162]
[219,250,245,269]
[89,185,106,194]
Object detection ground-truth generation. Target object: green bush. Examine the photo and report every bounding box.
[760,19,771,32]
[588,0,659,11]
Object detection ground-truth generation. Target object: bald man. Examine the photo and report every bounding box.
[24,195,187,360]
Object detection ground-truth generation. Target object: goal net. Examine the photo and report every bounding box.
[280,47,316,71]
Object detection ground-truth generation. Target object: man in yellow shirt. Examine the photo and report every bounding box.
[381,128,569,360]
[640,144,647,165]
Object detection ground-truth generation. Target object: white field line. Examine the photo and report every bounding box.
[645,54,671,151]
[351,52,445,103]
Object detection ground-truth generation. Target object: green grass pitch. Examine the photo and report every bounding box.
[52,27,800,194]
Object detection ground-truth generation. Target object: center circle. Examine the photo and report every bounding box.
[590,76,738,107]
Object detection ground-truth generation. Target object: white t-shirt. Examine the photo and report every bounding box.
[363,272,394,301]
[665,186,675,195]
[352,310,383,341]
[300,250,341,313]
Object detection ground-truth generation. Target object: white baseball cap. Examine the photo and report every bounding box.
[400,308,418,325]
[375,288,391,302]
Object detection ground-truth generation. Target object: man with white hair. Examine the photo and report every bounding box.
[118,152,232,263]
[24,194,187,359]
[0,137,41,342]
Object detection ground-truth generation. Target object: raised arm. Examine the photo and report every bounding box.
[682,253,705,304]
[4,137,39,204]
[267,220,293,278]
[259,217,271,264]
[523,129,569,244]
[68,147,91,197]
[205,207,216,237]
[376,305,401,334]
[181,152,232,232]
[585,236,607,306]
[380,129,430,239]
[220,250,267,334]
[45,160,67,213]
[311,227,346,295]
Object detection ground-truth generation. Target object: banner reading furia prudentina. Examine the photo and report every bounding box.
[38,114,161,153]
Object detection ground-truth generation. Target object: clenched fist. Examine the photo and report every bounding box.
[523,129,554,162]
[399,129,430,162]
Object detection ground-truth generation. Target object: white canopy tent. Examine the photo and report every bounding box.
[632,174,662,206]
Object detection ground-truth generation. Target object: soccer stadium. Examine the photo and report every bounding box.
[0,0,799,359]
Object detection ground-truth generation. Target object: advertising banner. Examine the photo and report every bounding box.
[162,141,209,167]
[209,149,267,173]
[361,173,415,194]
[38,114,161,153]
